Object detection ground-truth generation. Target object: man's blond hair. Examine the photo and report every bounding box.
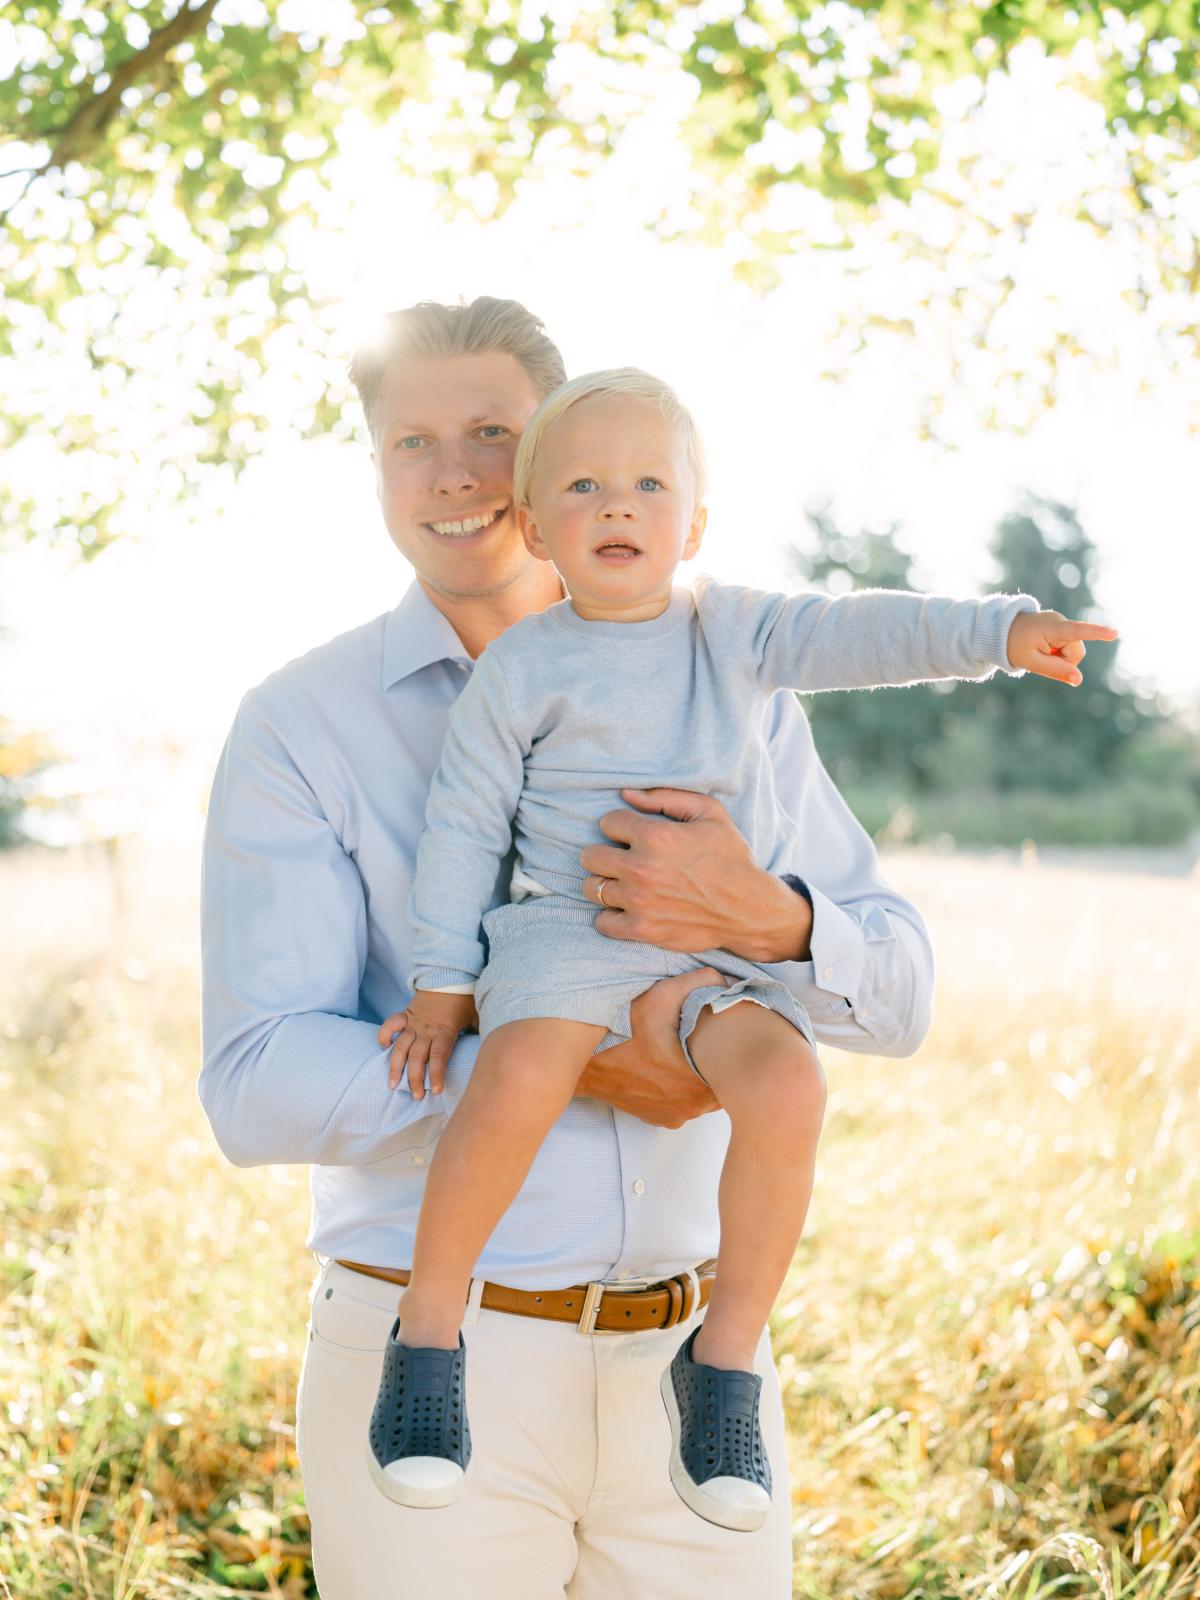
[512,368,708,511]
[349,297,566,439]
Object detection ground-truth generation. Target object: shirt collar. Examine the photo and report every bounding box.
[381,580,472,690]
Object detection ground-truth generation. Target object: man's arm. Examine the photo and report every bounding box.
[199,688,472,1169]
[751,686,934,1055]
[579,689,934,1059]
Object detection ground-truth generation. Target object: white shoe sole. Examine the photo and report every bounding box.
[365,1441,465,1509]
[659,1369,771,1533]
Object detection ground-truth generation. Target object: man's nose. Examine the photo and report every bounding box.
[431,447,481,496]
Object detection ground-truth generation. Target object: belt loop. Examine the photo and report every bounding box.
[679,1266,701,1322]
[463,1277,485,1327]
[577,1282,605,1336]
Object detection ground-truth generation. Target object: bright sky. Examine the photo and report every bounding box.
[4,39,1199,842]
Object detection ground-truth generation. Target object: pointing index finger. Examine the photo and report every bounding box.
[1059,621,1119,641]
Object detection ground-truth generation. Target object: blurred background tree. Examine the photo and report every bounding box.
[0,719,54,847]
[2,0,1198,554]
[791,493,1200,847]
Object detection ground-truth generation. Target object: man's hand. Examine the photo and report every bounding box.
[378,991,477,1099]
[575,969,722,1127]
[1007,610,1119,685]
[579,788,813,964]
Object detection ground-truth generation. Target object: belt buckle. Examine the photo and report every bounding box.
[577,1281,606,1336]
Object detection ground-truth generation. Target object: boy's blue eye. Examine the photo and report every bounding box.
[637,477,663,492]
[569,479,598,493]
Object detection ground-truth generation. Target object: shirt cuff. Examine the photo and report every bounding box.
[993,594,1040,676]
[414,975,477,995]
[757,881,868,1010]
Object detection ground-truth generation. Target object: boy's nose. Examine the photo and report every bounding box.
[599,503,636,519]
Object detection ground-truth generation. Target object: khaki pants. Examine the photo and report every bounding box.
[296,1259,793,1598]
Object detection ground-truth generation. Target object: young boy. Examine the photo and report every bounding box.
[366,369,1116,1530]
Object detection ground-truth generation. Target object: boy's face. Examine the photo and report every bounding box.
[518,393,706,610]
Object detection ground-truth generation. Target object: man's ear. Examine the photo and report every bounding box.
[682,503,708,561]
[518,504,552,562]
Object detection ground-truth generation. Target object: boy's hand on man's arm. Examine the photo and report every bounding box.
[1006,611,1119,685]
[379,991,477,1100]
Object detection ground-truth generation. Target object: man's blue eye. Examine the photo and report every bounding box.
[398,436,423,450]
[637,477,663,492]
[478,426,507,439]
[569,479,598,493]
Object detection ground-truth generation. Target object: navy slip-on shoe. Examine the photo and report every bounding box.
[660,1328,772,1532]
[366,1322,471,1508]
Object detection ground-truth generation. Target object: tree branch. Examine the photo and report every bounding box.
[48,0,220,169]
[1,0,221,221]
[0,1,220,227]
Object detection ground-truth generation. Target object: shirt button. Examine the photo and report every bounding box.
[632,1179,645,1195]
[822,967,834,981]
[413,1154,425,1166]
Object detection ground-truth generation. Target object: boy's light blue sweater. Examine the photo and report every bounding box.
[410,577,1037,992]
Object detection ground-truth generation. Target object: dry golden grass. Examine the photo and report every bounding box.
[1,843,1197,1598]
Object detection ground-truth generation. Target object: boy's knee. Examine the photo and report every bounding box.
[481,1046,545,1094]
[750,1035,827,1122]
[478,1034,584,1104]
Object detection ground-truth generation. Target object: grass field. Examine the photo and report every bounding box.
[2,843,1198,1599]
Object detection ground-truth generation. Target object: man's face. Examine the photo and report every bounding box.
[519,393,706,608]
[372,352,545,599]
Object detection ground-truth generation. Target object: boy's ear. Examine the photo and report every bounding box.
[518,504,552,561]
[682,503,708,560]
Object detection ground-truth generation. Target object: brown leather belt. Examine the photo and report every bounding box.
[335,1258,717,1335]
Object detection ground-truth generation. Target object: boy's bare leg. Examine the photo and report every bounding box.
[398,1017,609,1349]
[684,1003,827,1373]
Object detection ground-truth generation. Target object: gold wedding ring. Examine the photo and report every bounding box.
[596,878,612,908]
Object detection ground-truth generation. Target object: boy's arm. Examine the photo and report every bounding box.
[199,687,479,1169]
[708,578,1117,693]
[382,651,526,1100]
[407,645,526,993]
[702,577,1040,694]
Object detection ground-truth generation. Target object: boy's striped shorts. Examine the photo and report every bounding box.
[474,894,815,1076]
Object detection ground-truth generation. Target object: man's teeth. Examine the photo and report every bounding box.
[429,510,502,536]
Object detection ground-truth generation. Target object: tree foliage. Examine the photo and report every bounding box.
[2,0,1198,553]
[791,494,1173,807]
[0,720,53,848]
[974,497,1169,788]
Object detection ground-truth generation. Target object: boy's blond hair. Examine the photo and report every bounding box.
[512,368,708,511]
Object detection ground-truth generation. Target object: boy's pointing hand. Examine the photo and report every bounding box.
[1006,610,1119,686]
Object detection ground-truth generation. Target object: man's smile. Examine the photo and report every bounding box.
[424,506,507,540]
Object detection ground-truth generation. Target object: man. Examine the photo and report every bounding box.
[199,296,935,1597]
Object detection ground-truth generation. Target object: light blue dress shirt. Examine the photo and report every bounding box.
[200,579,936,1289]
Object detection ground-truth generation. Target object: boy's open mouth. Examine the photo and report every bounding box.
[592,538,642,563]
[425,506,506,540]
